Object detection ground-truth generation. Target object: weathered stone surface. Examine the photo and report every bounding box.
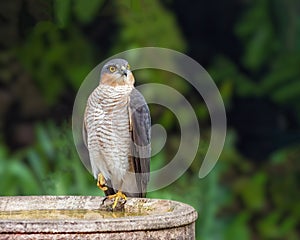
[0,196,197,239]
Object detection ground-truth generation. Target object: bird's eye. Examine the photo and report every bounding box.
[109,66,116,72]
[127,64,130,70]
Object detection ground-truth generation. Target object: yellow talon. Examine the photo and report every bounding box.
[97,173,108,191]
[106,191,127,209]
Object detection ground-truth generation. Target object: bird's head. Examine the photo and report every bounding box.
[100,58,135,87]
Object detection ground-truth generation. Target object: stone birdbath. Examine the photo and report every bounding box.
[0,196,198,239]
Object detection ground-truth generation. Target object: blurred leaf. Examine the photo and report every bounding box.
[225,212,251,240]
[150,151,166,172]
[27,149,45,182]
[17,21,93,105]
[113,0,185,51]
[54,0,71,28]
[258,54,300,103]
[242,26,275,70]
[36,123,54,159]
[235,172,267,211]
[8,160,39,194]
[210,56,257,98]
[219,80,234,107]
[196,165,228,239]
[272,80,300,103]
[235,0,279,71]
[74,0,104,23]
[195,103,209,120]
[257,211,282,238]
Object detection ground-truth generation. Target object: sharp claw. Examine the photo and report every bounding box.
[96,175,127,210]
[97,173,108,191]
[102,197,108,205]
[105,191,127,210]
[112,197,119,209]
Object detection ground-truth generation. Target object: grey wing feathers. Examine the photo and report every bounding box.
[82,119,88,148]
[129,88,151,197]
[80,110,92,173]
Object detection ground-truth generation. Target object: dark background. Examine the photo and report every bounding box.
[1,0,300,239]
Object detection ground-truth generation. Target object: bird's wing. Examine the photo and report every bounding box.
[82,113,88,148]
[80,106,93,173]
[129,88,151,197]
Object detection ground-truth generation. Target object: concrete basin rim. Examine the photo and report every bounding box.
[0,196,198,233]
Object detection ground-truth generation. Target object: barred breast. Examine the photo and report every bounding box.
[84,84,134,190]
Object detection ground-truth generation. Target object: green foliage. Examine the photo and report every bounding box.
[213,0,300,118]
[112,0,186,51]
[234,171,267,211]
[73,0,104,24]
[224,212,251,240]
[235,0,278,71]
[0,147,39,195]
[1,0,300,239]
[17,21,94,105]
[53,0,72,28]
[0,122,96,196]
[54,0,105,27]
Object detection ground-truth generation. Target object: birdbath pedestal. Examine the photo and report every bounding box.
[0,196,197,239]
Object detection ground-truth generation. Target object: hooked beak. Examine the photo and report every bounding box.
[120,66,128,77]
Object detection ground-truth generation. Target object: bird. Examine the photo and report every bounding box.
[83,58,151,210]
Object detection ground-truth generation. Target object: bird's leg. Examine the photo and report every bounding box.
[106,190,127,210]
[97,173,108,192]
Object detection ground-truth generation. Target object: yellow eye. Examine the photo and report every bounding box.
[127,64,130,70]
[109,66,116,72]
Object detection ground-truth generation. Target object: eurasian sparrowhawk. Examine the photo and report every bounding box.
[83,59,151,209]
